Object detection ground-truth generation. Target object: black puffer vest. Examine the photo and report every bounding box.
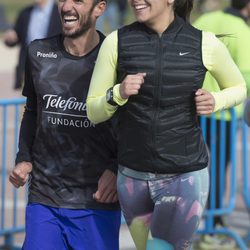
[116,16,208,173]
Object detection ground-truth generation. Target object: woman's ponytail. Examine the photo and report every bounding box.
[174,0,194,22]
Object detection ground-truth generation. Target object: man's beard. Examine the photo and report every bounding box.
[62,3,95,39]
[63,16,93,39]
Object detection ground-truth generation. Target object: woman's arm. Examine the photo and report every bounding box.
[202,31,247,112]
[87,31,127,124]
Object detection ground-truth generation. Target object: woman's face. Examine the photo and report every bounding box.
[128,0,174,26]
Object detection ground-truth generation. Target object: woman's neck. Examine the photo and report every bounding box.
[146,10,175,35]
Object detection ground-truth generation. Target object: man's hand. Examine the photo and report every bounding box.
[93,169,118,203]
[195,89,215,115]
[119,73,146,99]
[9,161,32,188]
[4,29,18,46]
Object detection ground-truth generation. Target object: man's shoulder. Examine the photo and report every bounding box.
[98,30,106,43]
[28,35,60,57]
[29,35,60,48]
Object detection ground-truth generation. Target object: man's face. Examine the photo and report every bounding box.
[58,0,97,38]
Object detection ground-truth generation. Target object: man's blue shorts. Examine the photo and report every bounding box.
[22,203,121,250]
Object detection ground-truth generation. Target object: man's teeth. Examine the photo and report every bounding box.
[64,16,77,22]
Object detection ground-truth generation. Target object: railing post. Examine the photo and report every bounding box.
[4,233,14,250]
[197,108,248,249]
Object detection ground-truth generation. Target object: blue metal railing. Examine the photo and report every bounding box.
[0,98,26,250]
[242,120,250,245]
[1,99,250,249]
[197,110,248,249]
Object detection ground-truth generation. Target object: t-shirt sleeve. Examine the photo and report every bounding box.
[15,51,37,165]
[86,30,128,124]
[22,49,36,98]
[202,31,247,112]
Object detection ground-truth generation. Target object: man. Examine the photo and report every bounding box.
[9,0,120,249]
[4,0,61,90]
[194,0,250,248]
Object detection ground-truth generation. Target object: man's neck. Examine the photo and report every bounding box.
[63,29,99,57]
[37,0,49,9]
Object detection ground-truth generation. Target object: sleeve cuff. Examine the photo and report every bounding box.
[113,84,128,106]
[105,161,118,175]
[15,152,32,165]
[211,91,226,112]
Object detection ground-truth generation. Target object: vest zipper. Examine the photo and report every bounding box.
[152,35,163,167]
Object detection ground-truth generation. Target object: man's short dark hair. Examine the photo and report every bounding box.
[232,0,250,9]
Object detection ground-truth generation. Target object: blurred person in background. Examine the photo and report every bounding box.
[0,4,10,31]
[3,0,61,90]
[194,0,250,248]
[96,0,118,33]
[96,0,128,34]
[8,0,120,249]
[117,0,128,27]
[197,0,221,13]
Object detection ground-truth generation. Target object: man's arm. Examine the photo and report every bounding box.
[93,117,119,203]
[9,52,37,188]
[9,161,32,188]
[9,96,37,188]
[93,169,118,203]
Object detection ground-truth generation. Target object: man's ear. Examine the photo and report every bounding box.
[94,1,107,18]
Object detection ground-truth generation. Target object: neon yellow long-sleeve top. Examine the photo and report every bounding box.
[87,30,246,124]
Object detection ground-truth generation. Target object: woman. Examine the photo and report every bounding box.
[87,0,246,249]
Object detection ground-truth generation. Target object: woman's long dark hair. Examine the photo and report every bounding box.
[174,0,194,22]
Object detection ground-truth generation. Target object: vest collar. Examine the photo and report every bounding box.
[138,15,185,35]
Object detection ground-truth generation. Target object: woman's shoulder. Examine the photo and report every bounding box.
[201,31,222,51]
[103,30,118,47]
[201,31,229,71]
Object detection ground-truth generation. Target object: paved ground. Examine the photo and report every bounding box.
[1,39,250,250]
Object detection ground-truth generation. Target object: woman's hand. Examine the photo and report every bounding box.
[119,73,146,99]
[195,89,215,115]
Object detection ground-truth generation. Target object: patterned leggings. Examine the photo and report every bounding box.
[117,168,209,250]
